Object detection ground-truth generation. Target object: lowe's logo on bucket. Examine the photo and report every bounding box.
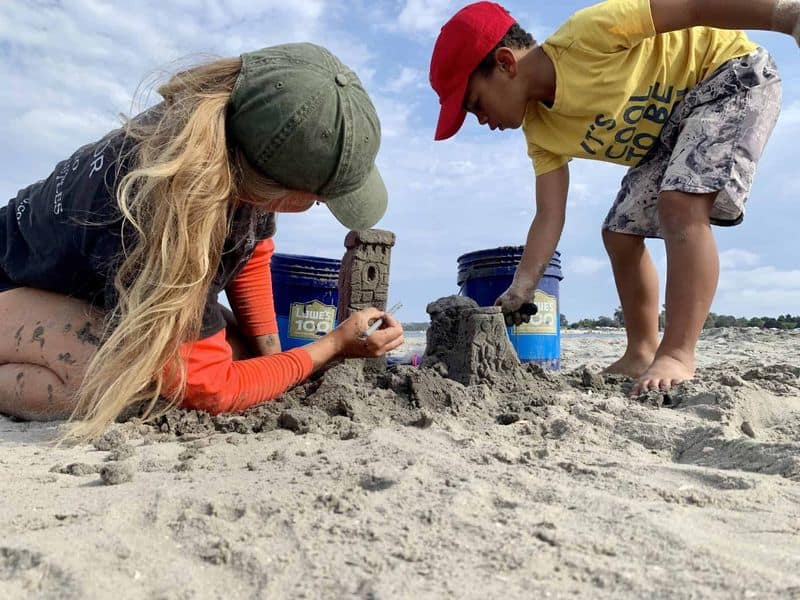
[289,301,336,339]
[516,291,558,335]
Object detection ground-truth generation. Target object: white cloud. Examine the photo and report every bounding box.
[570,256,608,275]
[0,0,350,180]
[561,157,627,211]
[219,0,326,21]
[718,266,800,292]
[715,287,800,318]
[375,98,411,139]
[383,66,426,94]
[777,100,800,125]
[396,0,456,36]
[372,96,413,138]
[10,108,117,153]
[719,248,761,270]
[711,265,800,316]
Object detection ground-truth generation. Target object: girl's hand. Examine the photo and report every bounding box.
[332,306,405,358]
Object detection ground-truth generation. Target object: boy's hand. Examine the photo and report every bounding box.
[495,284,535,326]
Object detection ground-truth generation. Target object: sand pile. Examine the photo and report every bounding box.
[1,303,799,598]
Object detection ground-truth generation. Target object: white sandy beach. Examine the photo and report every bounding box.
[1,327,799,599]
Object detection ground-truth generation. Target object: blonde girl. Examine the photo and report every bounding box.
[0,43,404,440]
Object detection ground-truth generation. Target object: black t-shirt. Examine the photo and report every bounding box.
[0,123,275,338]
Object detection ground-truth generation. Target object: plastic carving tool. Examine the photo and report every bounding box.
[364,302,403,338]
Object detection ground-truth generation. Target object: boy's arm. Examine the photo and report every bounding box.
[495,165,569,323]
[650,0,799,43]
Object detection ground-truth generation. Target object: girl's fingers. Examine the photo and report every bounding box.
[384,336,405,353]
[360,306,383,321]
[381,313,400,328]
[362,326,404,355]
[369,325,403,347]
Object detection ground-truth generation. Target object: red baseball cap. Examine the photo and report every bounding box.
[429,2,516,141]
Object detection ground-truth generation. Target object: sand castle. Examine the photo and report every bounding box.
[422,296,521,386]
[335,229,523,387]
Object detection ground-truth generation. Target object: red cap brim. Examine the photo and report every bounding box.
[434,78,469,141]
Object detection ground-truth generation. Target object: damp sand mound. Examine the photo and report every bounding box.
[1,316,799,598]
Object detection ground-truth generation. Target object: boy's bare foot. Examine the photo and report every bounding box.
[630,355,694,397]
[603,352,654,378]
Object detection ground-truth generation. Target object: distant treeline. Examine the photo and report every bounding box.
[567,309,799,330]
[403,322,430,331]
[403,311,799,331]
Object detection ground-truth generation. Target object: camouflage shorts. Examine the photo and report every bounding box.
[603,47,782,238]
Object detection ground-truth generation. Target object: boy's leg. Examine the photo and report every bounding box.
[602,229,660,377]
[629,48,781,395]
[0,288,105,420]
[606,48,781,394]
[601,121,669,376]
[631,191,718,395]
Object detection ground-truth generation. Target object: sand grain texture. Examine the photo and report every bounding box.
[1,328,799,599]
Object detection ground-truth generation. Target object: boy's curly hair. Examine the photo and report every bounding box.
[475,23,536,76]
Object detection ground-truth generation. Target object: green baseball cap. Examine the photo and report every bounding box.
[227,43,387,231]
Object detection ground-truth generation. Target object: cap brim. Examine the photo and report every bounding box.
[434,78,469,141]
[324,166,388,231]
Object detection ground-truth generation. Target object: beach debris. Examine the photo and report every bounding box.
[408,411,434,429]
[99,462,135,485]
[278,410,310,434]
[496,413,520,425]
[580,367,605,390]
[93,428,127,451]
[51,463,101,476]
[106,444,135,461]
[359,465,402,491]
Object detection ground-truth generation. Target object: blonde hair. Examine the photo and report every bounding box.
[64,56,295,442]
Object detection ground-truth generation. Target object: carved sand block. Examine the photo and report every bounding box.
[337,229,396,372]
[423,296,520,385]
[451,307,520,385]
[337,229,396,322]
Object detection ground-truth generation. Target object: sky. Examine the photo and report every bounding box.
[1,0,799,323]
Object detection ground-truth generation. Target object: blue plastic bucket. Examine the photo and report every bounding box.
[270,253,341,350]
[457,246,564,370]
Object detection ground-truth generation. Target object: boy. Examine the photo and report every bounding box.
[430,0,798,395]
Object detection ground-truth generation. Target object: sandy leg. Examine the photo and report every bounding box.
[630,191,718,397]
[601,230,660,378]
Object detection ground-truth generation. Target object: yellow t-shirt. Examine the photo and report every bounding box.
[524,0,758,176]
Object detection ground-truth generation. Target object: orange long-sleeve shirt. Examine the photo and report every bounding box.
[174,239,313,414]
[225,238,279,337]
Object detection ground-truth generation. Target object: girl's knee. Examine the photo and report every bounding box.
[0,288,102,385]
[0,364,75,421]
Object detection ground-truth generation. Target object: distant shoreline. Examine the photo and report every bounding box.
[402,325,800,334]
